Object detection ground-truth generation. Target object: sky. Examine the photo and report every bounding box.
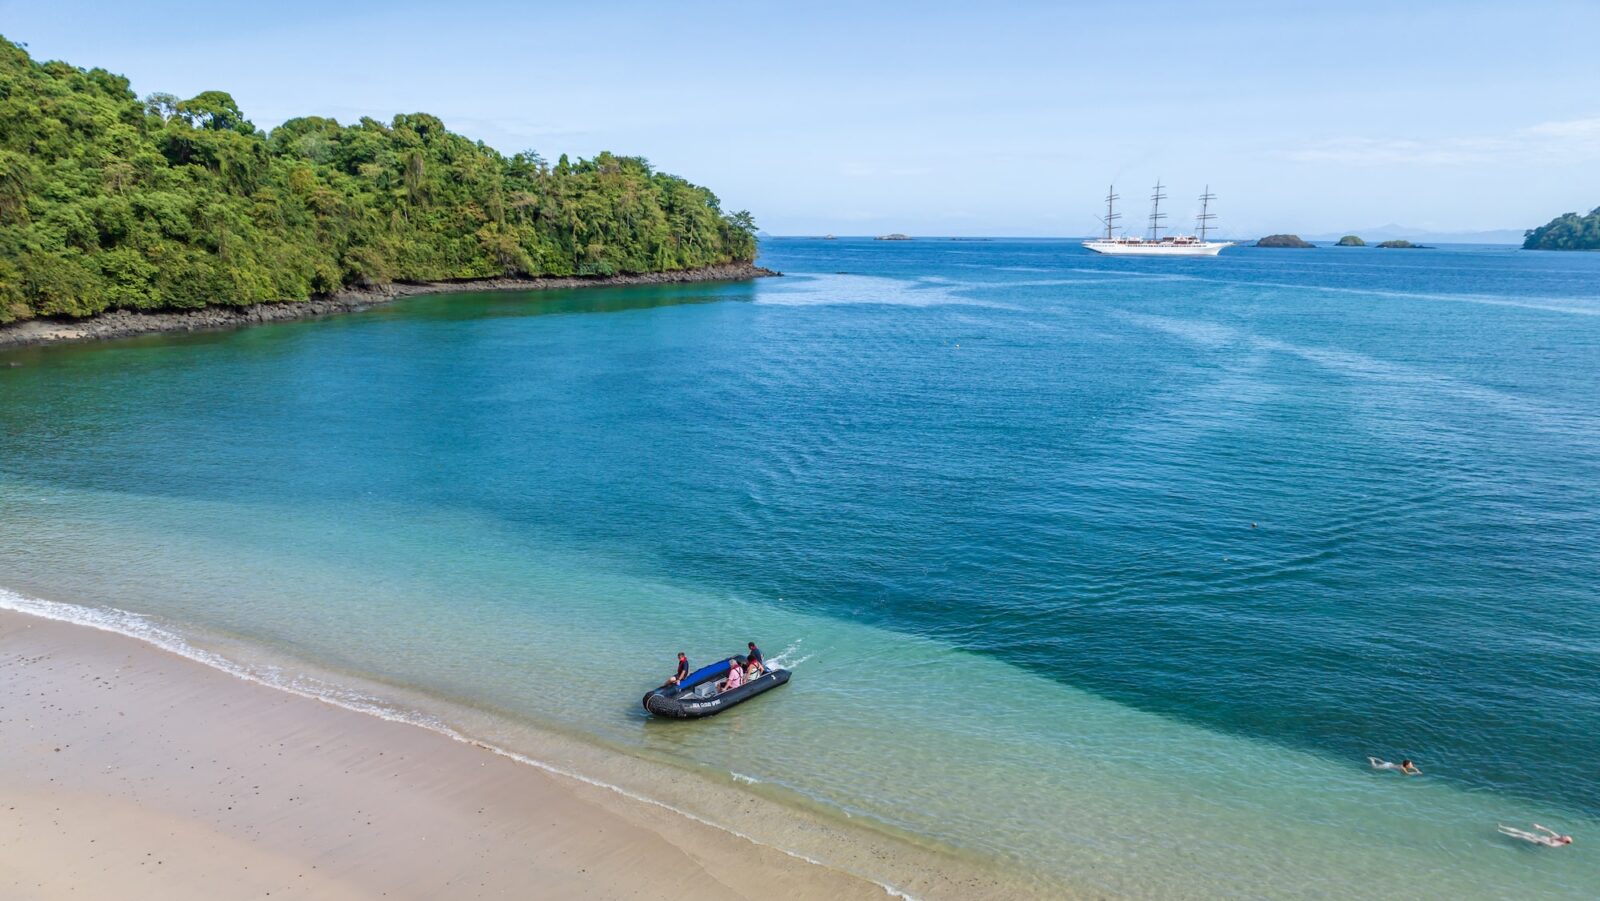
[3,0,1596,237]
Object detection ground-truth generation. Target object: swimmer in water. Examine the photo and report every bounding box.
[1369,757,1422,775]
[1498,823,1573,847]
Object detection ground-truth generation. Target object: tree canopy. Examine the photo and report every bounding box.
[1523,207,1600,251]
[0,36,758,323]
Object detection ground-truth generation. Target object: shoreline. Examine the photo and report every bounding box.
[0,592,1034,900]
[0,261,779,352]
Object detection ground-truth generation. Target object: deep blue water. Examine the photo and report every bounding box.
[757,240,1600,813]
[3,238,1598,896]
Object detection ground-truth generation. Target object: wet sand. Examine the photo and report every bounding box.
[0,609,888,900]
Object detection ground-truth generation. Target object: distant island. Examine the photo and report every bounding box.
[1523,207,1600,250]
[0,36,759,328]
[1376,239,1426,249]
[1335,235,1366,247]
[1255,234,1315,248]
[875,234,912,241]
[1303,226,1525,244]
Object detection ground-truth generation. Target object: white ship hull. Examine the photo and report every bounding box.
[1082,239,1233,256]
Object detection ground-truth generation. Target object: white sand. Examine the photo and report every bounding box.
[0,610,898,900]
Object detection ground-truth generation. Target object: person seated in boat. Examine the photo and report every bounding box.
[746,642,766,675]
[665,652,689,687]
[720,658,744,692]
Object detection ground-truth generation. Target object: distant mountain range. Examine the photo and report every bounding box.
[1298,225,1525,245]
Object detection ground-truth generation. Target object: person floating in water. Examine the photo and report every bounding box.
[720,658,744,693]
[746,641,766,675]
[1369,757,1421,775]
[665,652,690,687]
[1498,823,1573,847]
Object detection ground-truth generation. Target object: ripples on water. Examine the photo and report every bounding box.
[740,242,1600,811]
[2,239,1598,896]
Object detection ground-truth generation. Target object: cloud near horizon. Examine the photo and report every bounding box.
[1289,116,1600,166]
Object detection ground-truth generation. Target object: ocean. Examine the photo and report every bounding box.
[2,238,1597,897]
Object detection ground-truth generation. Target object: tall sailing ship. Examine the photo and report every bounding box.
[1082,182,1233,256]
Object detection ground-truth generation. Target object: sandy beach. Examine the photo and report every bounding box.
[0,609,891,901]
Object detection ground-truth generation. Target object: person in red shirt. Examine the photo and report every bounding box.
[665,652,689,687]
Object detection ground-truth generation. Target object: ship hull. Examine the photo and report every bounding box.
[1082,240,1233,256]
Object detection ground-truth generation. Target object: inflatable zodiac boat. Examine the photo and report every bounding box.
[642,655,790,718]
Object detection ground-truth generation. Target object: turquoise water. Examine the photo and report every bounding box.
[3,239,1599,897]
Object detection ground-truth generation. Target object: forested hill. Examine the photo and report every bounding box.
[0,36,758,324]
[1522,207,1600,250]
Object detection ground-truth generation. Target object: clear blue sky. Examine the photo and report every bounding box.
[3,0,1595,236]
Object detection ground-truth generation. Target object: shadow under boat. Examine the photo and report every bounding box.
[642,655,790,719]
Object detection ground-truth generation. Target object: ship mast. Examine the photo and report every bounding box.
[1148,180,1167,240]
[1196,186,1217,242]
[1101,185,1121,240]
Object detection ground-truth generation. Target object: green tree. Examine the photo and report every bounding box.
[174,91,254,134]
[1523,207,1600,250]
[0,35,760,325]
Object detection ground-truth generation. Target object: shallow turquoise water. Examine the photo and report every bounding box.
[3,240,1598,896]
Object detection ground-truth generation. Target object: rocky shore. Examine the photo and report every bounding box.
[0,262,778,351]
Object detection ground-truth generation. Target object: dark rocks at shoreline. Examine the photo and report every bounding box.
[1255,234,1316,248]
[0,263,779,351]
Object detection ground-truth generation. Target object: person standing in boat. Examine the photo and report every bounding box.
[666,652,690,687]
[746,642,766,675]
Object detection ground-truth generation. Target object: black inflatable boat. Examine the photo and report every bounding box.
[642,655,790,718]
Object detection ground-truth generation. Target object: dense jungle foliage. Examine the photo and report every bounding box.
[0,36,758,323]
[1523,207,1600,251]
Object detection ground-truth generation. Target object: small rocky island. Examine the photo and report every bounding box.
[1255,234,1315,248]
[1335,235,1366,246]
[875,233,912,241]
[1377,239,1425,249]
